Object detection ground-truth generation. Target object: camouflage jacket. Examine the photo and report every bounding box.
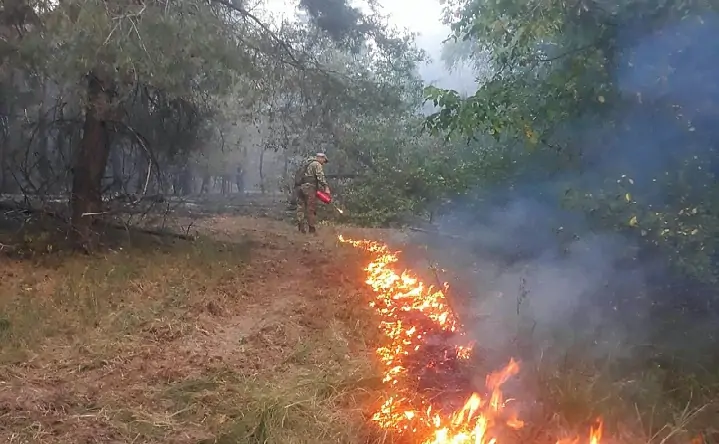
[298,157,328,189]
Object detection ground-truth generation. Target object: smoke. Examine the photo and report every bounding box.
[419,198,646,368]
[414,12,719,374]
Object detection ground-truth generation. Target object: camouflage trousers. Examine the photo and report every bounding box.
[295,184,317,230]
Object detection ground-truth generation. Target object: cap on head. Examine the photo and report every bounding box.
[316,152,328,162]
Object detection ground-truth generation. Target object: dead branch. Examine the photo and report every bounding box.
[0,200,68,222]
[406,226,463,240]
[105,223,196,241]
[118,122,153,204]
[0,242,17,251]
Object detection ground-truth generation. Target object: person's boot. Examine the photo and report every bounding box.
[298,223,306,233]
[308,226,316,234]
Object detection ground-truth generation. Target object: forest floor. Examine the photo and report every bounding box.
[0,201,715,444]
[0,213,390,444]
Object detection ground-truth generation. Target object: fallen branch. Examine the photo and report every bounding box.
[106,224,197,241]
[0,242,17,251]
[0,202,194,241]
[105,223,196,241]
[406,226,463,240]
[0,201,68,222]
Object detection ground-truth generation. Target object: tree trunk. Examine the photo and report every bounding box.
[200,173,210,194]
[179,166,193,195]
[171,167,181,195]
[259,149,265,194]
[109,144,124,193]
[0,138,7,193]
[135,152,149,194]
[70,72,113,250]
[36,116,52,194]
[2,94,22,194]
[55,126,70,193]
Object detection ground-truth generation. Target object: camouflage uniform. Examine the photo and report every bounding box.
[295,156,329,233]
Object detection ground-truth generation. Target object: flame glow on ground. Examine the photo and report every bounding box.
[338,235,603,444]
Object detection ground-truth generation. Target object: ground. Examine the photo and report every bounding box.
[0,212,716,444]
[0,215,384,444]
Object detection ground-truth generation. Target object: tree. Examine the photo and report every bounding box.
[424,0,719,283]
[13,0,244,247]
[1,0,427,249]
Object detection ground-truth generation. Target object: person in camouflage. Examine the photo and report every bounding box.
[294,152,330,234]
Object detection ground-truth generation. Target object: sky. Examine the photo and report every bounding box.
[262,0,476,91]
[376,0,448,37]
[361,0,478,91]
[376,0,476,91]
[263,0,448,36]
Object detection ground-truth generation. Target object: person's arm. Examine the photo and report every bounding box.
[312,162,330,192]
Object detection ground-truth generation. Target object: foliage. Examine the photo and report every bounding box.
[340,117,525,226]
[421,0,719,284]
[0,0,427,203]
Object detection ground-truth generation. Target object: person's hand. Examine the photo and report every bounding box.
[325,187,331,194]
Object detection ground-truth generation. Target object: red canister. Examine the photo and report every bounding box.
[316,190,332,204]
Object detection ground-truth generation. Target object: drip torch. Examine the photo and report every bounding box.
[316,190,345,214]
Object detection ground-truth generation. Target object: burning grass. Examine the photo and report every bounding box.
[0,215,716,443]
[338,235,718,444]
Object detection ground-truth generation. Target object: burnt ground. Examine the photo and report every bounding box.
[0,214,387,444]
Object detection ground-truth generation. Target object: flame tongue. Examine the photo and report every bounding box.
[338,235,603,444]
[339,236,523,442]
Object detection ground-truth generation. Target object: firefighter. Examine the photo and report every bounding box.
[293,152,330,234]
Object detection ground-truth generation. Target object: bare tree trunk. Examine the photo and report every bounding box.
[35,116,52,194]
[0,86,7,193]
[200,173,209,194]
[135,152,148,194]
[0,138,7,193]
[70,72,113,250]
[259,148,265,194]
[2,94,22,194]
[55,127,71,193]
[109,144,124,193]
[179,166,193,195]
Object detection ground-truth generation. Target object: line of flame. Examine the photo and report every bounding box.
[338,235,604,444]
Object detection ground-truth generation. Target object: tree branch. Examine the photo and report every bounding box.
[211,0,305,69]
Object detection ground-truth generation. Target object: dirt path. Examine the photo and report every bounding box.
[0,216,384,443]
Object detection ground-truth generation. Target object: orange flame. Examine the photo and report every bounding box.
[338,235,604,444]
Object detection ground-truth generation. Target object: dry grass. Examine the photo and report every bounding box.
[0,215,388,444]
[518,353,719,444]
[1,213,716,444]
[382,236,719,444]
